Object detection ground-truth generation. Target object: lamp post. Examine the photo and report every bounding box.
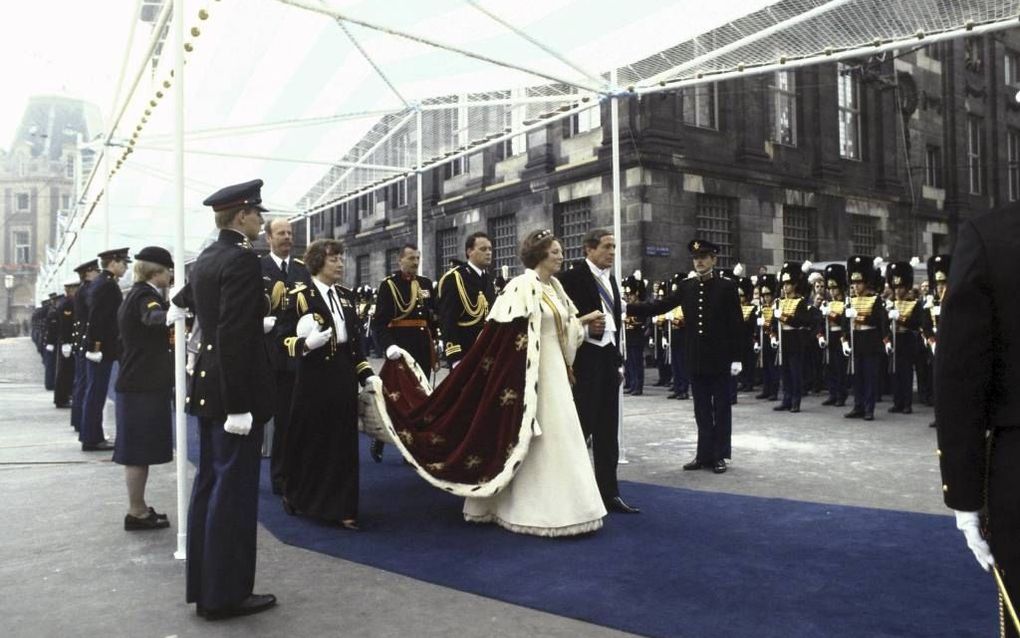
[4,274,14,331]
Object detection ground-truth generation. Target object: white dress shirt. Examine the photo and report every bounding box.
[269,252,290,275]
[584,258,617,347]
[312,277,348,344]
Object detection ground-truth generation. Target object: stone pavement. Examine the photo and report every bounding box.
[0,336,950,637]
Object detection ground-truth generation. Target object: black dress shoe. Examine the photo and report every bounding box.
[773,403,791,411]
[821,397,836,406]
[605,496,640,514]
[148,506,168,521]
[888,405,903,413]
[682,459,705,471]
[767,395,779,401]
[863,413,875,421]
[835,399,847,407]
[789,404,801,413]
[754,392,769,399]
[623,388,633,394]
[902,406,912,414]
[679,393,690,400]
[630,390,643,396]
[844,410,865,419]
[199,594,277,621]
[124,511,170,531]
[667,393,679,399]
[712,460,727,474]
[929,421,937,428]
[281,497,296,516]
[82,440,114,451]
[370,440,384,463]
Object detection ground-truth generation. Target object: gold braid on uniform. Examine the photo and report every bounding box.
[270,281,286,311]
[452,271,488,327]
[385,278,421,320]
[283,336,299,358]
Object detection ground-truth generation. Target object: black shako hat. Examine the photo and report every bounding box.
[847,255,876,285]
[927,255,951,289]
[134,246,174,270]
[688,239,720,256]
[74,259,99,275]
[97,247,131,263]
[757,274,778,295]
[824,263,847,290]
[202,179,268,212]
[886,261,913,288]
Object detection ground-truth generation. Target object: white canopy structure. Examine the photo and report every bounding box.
[41,0,1020,558]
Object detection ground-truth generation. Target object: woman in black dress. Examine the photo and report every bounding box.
[114,246,174,530]
[282,239,377,530]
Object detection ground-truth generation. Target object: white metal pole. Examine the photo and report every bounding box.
[103,152,111,249]
[611,69,627,464]
[416,108,424,277]
[172,0,188,561]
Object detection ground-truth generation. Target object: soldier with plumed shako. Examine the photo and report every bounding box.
[437,231,496,369]
[818,263,849,407]
[621,272,648,396]
[755,274,780,401]
[842,255,889,421]
[922,254,951,428]
[885,261,923,415]
[660,272,690,400]
[649,280,673,388]
[771,261,814,413]
[734,273,758,394]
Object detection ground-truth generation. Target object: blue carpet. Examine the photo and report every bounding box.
[187,419,995,637]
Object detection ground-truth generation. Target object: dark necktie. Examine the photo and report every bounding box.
[280,259,288,278]
[327,288,339,316]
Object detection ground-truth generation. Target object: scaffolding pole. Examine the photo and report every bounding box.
[611,69,627,464]
[416,108,424,277]
[172,0,189,561]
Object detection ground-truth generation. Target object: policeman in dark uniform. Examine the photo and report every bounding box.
[260,217,311,495]
[70,260,100,432]
[885,261,922,414]
[842,256,889,421]
[174,178,276,620]
[53,276,80,408]
[628,239,743,474]
[818,264,849,407]
[621,273,648,396]
[935,209,1019,637]
[81,248,131,451]
[773,262,814,413]
[372,244,437,463]
[437,231,495,368]
[755,274,780,401]
[42,292,60,391]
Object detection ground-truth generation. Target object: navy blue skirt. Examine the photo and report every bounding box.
[113,389,173,466]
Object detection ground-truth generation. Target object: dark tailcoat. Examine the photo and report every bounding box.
[373,272,437,371]
[84,271,123,360]
[53,294,76,406]
[437,264,496,364]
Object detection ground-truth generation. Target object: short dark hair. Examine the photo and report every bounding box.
[399,243,418,257]
[519,229,557,269]
[581,228,613,251]
[303,239,344,275]
[464,231,491,257]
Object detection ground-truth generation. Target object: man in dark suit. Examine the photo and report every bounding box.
[935,209,1020,637]
[70,260,99,432]
[438,231,495,368]
[80,247,131,451]
[260,218,311,495]
[42,292,60,391]
[627,239,743,474]
[556,228,639,514]
[173,178,276,620]
[53,277,80,408]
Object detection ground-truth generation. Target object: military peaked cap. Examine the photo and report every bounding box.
[202,179,269,212]
[97,247,131,263]
[74,259,99,274]
[688,239,721,255]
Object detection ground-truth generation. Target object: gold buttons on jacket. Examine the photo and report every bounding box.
[942,484,948,493]
[200,371,206,378]
[936,449,942,458]
[206,344,213,351]
[199,399,206,406]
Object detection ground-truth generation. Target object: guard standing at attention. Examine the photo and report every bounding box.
[437,231,495,368]
[842,255,889,422]
[53,276,80,409]
[70,260,100,432]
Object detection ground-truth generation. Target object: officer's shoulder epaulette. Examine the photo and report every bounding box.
[293,258,304,265]
[337,285,353,295]
[288,283,308,295]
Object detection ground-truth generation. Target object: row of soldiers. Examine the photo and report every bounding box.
[620,254,951,421]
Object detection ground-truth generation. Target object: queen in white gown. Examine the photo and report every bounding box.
[462,232,607,537]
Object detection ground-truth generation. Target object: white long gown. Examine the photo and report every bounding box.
[463,276,607,537]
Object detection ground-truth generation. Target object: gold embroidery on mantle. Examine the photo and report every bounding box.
[514,333,528,351]
[464,455,482,469]
[499,388,519,407]
[479,356,495,372]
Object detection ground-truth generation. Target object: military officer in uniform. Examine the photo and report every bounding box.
[70,260,100,432]
[772,262,814,413]
[935,208,1020,637]
[663,272,690,400]
[818,264,849,407]
[628,239,743,474]
[755,274,780,401]
[174,178,277,620]
[42,292,61,392]
[735,275,758,394]
[621,273,648,396]
[922,254,951,425]
[650,281,673,388]
[53,276,80,409]
[260,217,311,495]
[80,248,131,451]
[842,256,889,421]
[437,231,495,368]
[885,262,922,414]
[372,243,437,462]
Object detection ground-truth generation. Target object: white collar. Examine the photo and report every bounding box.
[312,277,336,300]
[270,252,289,270]
[586,259,610,279]
[146,281,161,293]
[467,261,484,277]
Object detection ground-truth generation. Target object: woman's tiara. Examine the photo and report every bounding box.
[535,229,553,240]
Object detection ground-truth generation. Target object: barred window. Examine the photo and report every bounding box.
[436,227,459,275]
[1006,50,1020,86]
[355,254,370,287]
[769,71,797,146]
[925,145,942,188]
[1009,129,1020,202]
[695,195,737,267]
[386,248,401,274]
[850,214,877,255]
[553,199,591,263]
[783,206,815,263]
[837,64,861,160]
[488,214,519,276]
[968,116,984,195]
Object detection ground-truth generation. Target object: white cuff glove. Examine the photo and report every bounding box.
[932,306,941,317]
[844,307,858,319]
[841,342,851,357]
[45,344,55,352]
[730,362,742,376]
[885,342,894,356]
[769,337,779,350]
[753,342,761,354]
[930,342,936,356]
[820,303,830,315]
[954,510,994,572]
[363,374,382,389]
[61,344,72,358]
[224,412,253,436]
[451,360,460,369]
[888,308,900,321]
[165,302,188,326]
[385,345,402,361]
[755,317,765,327]
[818,336,827,349]
[85,351,103,363]
[262,316,277,334]
[304,326,333,351]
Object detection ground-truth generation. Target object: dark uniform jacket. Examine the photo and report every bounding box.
[44,297,63,347]
[115,282,172,393]
[261,254,311,373]
[175,229,274,423]
[628,274,742,376]
[772,296,814,355]
[56,295,75,350]
[85,271,123,359]
[936,209,1020,511]
[285,283,375,384]
[72,280,92,354]
[373,272,436,370]
[555,260,624,365]
[840,294,888,355]
[437,263,495,363]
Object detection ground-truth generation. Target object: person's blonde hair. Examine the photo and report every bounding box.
[133,259,167,282]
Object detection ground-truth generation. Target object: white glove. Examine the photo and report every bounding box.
[888,308,900,321]
[845,306,858,319]
[923,295,934,309]
[818,336,827,349]
[262,316,277,334]
[451,360,460,369]
[363,374,382,389]
[185,352,196,375]
[930,342,936,356]
[385,345,402,360]
[954,511,994,572]
[820,303,830,315]
[841,342,851,357]
[304,326,333,351]
[224,412,253,436]
[753,342,761,354]
[165,302,188,326]
[756,317,765,327]
[932,306,941,317]
[730,362,742,376]
[769,337,779,350]
[61,344,72,358]
[885,342,894,355]
[85,351,103,363]
[45,344,55,352]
